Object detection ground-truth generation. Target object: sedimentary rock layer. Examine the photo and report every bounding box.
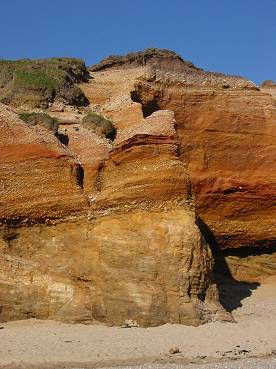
[0,104,87,221]
[86,51,276,252]
[58,124,112,195]
[0,210,219,326]
[1,49,275,325]
[0,104,222,326]
[132,80,276,250]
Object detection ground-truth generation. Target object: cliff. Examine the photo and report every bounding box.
[0,49,275,326]
[86,49,276,252]
[0,103,223,326]
[0,104,87,222]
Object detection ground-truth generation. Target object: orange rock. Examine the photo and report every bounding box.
[0,104,87,221]
[58,124,112,195]
[1,49,275,325]
[136,85,276,250]
[0,102,222,326]
[81,49,276,280]
[0,210,218,326]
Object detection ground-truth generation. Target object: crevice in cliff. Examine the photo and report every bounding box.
[58,133,69,145]
[195,216,260,312]
[76,165,84,189]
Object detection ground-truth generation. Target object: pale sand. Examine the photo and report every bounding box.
[0,276,276,369]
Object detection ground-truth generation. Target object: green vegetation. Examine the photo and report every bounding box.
[14,70,57,93]
[82,112,116,140]
[19,112,59,135]
[0,58,89,108]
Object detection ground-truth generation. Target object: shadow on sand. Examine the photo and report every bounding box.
[196,217,259,312]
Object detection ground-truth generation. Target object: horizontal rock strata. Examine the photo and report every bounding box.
[86,51,276,253]
[0,104,223,326]
[0,104,87,221]
[1,49,275,325]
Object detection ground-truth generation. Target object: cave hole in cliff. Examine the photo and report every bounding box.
[58,133,69,145]
[195,216,260,312]
[130,90,160,118]
[76,165,84,189]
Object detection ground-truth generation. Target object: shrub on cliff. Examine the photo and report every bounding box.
[19,112,59,135]
[0,58,89,108]
[82,112,116,140]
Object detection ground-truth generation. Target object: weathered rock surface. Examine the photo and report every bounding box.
[93,110,188,210]
[0,102,222,326]
[0,49,275,325]
[0,103,87,221]
[0,210,219,326]
[58,124,112,195]
[149,85,276,250]
[87,50,276,253]
[90,48,200,73]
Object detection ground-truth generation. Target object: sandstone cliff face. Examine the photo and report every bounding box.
[0,104,87,222]
[0,211,217,326]
[0,103,222,326]
[138,83,276,251]
[0,49,275,325]
[223,248,276,283]
[260,80,276,99]
[58,124,112,196]
[86,53,276,253]
[93,111,189,209]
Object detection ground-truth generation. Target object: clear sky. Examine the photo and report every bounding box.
[0,0,275,84]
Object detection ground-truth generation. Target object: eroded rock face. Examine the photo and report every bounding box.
[147,85,276,250]
[93,110,189,210]
[86,52,276,252]
[0,103,222,326]
[58,124,112,195]
[0,104,87,221]
[0,210,218,326]
[260,80,276,99]
[1,48,275,324]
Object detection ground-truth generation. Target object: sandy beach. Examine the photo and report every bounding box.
[0,276,276,369]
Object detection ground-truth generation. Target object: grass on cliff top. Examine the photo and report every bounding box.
[0,57,88,81]
[0,58,89,108]
[14,70,57,94]
[82,112,116,141]
[90,47,197,72]
[19,112,59,135]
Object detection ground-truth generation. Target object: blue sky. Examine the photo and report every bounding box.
[0,0,275,84]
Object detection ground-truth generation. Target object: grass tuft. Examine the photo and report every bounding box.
[82,112,116,140]
[19,112,59,135]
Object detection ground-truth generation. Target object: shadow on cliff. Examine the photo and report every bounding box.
[196,217,259,312]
